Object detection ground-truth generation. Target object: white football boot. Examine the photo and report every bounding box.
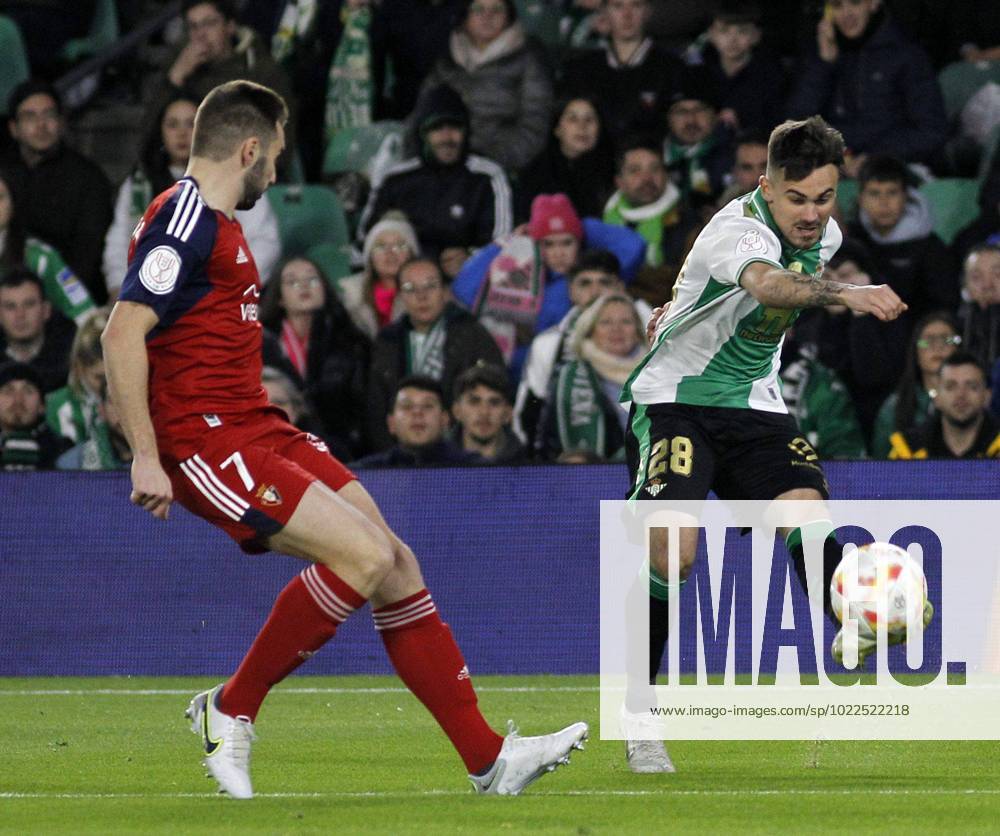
[832,600,934,668]
[186,684,256,799]
[469,720,589,795]
[620,706,676,774]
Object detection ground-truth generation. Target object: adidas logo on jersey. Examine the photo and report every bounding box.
[236,246,249,264]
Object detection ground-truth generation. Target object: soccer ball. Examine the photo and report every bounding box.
[830,542,927,635]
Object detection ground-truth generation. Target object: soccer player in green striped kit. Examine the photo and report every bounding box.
[620,116,908,772]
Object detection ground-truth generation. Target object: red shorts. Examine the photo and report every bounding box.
[164,409,356,553]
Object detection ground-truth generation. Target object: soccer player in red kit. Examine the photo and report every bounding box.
[101,80,586,800]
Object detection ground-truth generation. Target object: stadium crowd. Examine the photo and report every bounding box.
[1,0,1000,470]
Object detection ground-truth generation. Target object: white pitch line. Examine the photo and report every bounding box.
[0,686,598,697]
[2,789,1000,800]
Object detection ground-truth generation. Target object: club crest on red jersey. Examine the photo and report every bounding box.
[255,483,283,506]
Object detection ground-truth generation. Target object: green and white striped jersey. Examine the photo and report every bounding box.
[622,188,842,412]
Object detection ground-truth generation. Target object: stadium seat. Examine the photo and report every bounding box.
[307,241,353,286]
[938,60,1000,122]
[323,121,404,179]
[514,0,564,49]
[60,0,119,63]
[0,15,29,117]
[267,185,350,256]
[836,178,859,223]
[919,178,981,245]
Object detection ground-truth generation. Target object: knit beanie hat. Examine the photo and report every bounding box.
[527,193,584,241]
[363,214,421,265]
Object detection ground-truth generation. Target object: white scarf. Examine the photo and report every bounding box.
[449,22,526,73]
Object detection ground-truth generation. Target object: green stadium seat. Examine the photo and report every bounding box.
[60,0,119,63]
[919,178,981,245]
[307,241,354,286]
[514,0,564,48]
[938,60,1000,122]
[0,16,29,116]
[323,121,404,179]
[836,178,859,223]
[267,184,350,256]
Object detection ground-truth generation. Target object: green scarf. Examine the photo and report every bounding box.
[664,134,717,199]
[325,5,373,142]
[744,187,823,275]
[603,182,682,267]
[272,0,318,64]
[553,359,607,457]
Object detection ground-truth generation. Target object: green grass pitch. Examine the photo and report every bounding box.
[2,675,998,834]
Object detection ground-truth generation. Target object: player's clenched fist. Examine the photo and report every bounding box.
[646,305,668,346]
[841,284,907,322]
[130,455,173,520]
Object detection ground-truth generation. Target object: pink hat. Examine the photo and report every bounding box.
[527,194,583,242]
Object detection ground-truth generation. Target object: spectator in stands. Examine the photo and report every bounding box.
[416,0,553,173]
[871,311,961,458]
[260,256,370,460]
[453,193,644,376]
[102,93,279,299]
[779,334,866,459]
[793,238,908,436]
[0,167,96,326]
[0,1,96,79]
[353,374,482,467]
[952,153,1000,260]
[358,84,511,278]
[45,307,106,446]
[603,136,701,307]
[260,364,334,446]
[56,379,131,471]
[146,1,296,176]
[450,362,526,463]
[0,360,68,469]
[517,96,616,222]
[371,0,467,119]
[682,1,785,138]
[715,132,768,208]
[786,0,948,174]
[958,243,1000,370]
[367,257,504,451]
[2,80,112,304]
[513,249,648,453]
[560,0,684,143]
[540,292,642,460]
[339,214,418,339]
[889,353,1000,459]
[0,268,71,392]
[849,156,959,321]
[663,67,734,213]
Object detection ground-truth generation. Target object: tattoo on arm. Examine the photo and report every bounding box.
[784,271,845,307]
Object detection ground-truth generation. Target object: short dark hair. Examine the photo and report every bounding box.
[712,0,761,25]
[940,352,987,383]
[394,375,445,406]
[452,362,512,404]
[182,0,235,19]
[767,117,845,182]
[858,155,911,189]
[190,80,288,161]
[569,249,622,280]
[7,79,61,120]
[964,242,1000,265]
[614,135,664,175]
[0,267,44,297]
[734,130,769,151]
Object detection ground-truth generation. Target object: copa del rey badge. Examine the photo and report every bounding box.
[736,229,765,254]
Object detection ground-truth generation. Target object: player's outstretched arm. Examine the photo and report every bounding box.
[740,262,907,321]
[101,302,174,520]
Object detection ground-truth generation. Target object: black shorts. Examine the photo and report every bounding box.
[625,402,829,501]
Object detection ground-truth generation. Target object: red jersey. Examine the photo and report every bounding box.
[120,177,268,460]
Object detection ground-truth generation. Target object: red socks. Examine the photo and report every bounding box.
[374,590,503,774]
[219,564,365,720]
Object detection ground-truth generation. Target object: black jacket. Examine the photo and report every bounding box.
[516,140,615,223]
[262,310,370,458]
[560,40,684,143]
[367,302,504,451]
[891,412,1000,459]
[351,439,482,468]
[0,144,113,304]
[786,11,948,162]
